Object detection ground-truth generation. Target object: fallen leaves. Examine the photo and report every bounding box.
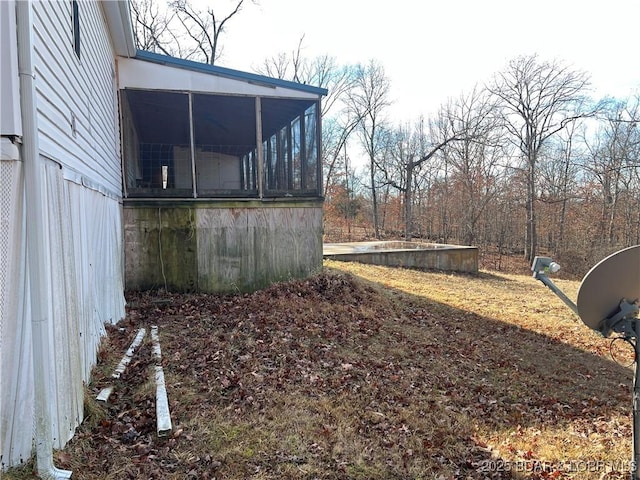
[5,265,631,480]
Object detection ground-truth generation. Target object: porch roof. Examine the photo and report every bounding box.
[134,50,328,96]
[118,50,327,99]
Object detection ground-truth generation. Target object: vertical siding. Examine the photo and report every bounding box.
[1,158,127,469]
[32,0,120,194]
[29,0,126,450]
[0,159,34,468]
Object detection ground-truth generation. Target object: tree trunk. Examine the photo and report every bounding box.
[525,161,537,263]
[370,161,380,239]
[557,154,570,256]
[404,160,414,240]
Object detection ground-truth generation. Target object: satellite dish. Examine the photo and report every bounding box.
[533,245,640,478]
[576,245,640,333]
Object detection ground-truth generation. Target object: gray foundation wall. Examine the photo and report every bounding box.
[124,200,323,293]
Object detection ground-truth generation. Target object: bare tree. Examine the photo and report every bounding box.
[130,0,179,55]
[255,37,357,117]
[378,103,480,241]
[169,0,244,65]
[322,112,365,196]
[583,96,640,246]
[129,0,256,64]
[488,54,595,262]
[347,60,392,239]
[442,86,504,245]
[257,51,292,81]
[378,121,421,238]
[317,63,363,197]
[256,36,306,83]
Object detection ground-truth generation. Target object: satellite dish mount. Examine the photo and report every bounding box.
[532,246,640,479]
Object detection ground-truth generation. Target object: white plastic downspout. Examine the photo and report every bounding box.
[15,1,72,479]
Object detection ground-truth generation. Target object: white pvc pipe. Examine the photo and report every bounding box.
[97,328,147,403]
[150,325,162,360]
[15,1,71,478]
[112,327,146,379]
[151,326,172,436]
[154,366,172,436]
[95,386,114,403]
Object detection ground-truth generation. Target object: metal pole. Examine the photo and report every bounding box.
[633,319,640,479]
[533,272,579,316]
[255,96,264,199]
[189,92,197,198]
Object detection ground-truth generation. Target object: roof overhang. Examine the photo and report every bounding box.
[118,50,328,99]
[101,0,136,57]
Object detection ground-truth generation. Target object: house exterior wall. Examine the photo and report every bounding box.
[173,147,242,190]
[32,0,121,194]
[0,1,21,136]
[124,201,324,293]
[0,145,32,469]
[1,0,126,470]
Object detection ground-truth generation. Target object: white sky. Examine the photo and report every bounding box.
[213,0,640,123]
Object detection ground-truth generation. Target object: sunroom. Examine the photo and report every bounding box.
[118,51,327,293]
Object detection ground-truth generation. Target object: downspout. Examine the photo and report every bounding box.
[15,1,72,479]
[255,96,264,198]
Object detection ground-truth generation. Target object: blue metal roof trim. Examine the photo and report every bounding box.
[135,50,328,96]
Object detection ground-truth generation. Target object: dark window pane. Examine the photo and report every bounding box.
[72,0,80,58]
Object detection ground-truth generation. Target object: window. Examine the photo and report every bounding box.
[72,0,80,58]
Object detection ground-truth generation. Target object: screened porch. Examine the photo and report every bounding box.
[120,88,322,199]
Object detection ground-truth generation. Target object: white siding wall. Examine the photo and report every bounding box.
[0,155,33,469]
[1,0,127,469]
[1,159,126,469]
[0,1,21,136]
[32,0,121,195]
[196,151,241,190]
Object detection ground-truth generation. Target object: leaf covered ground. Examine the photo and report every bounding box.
[7,261,635,479]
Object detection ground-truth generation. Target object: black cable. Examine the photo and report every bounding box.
[610,335,637,368]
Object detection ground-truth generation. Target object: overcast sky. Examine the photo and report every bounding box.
[214,0,639,123]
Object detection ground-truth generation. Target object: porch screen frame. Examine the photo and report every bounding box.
[120,89,322,200]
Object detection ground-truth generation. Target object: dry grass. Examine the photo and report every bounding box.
[4,261,634,480]
[327,262,633,477]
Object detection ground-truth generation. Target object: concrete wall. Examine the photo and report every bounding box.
[124,200,323,293]
[324,243,479,274]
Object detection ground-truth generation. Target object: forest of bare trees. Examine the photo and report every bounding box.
[314,56,639,274]
[131,0,640,275]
